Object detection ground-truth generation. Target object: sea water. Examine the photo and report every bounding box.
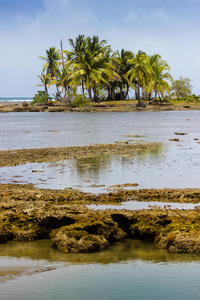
[0,97,32,103]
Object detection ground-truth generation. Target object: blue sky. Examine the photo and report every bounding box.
[0,0,199,97]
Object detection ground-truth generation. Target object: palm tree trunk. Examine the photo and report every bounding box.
[135,86,138,100]
[64,87,67,100]
[137,84,141,104]
[107,86,111,100]
[125,85,129,100]
[45,86,49,103]
[88,87,92,100]
[82,79,85,97]
[120,86,123,100]
[93,82,98,102]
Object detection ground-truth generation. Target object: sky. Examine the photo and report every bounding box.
[0,0,200,97]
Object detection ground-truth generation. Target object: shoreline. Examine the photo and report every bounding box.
[1,100,200,113]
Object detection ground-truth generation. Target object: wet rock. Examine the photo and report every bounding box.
[51,230,109,253]
[169,138,180,142]
[157,232,200,253]
[136,101,147,108]
[13,230,38,242]
[174,132,188,135]
[50,213,127,253]
[22,101,29,108]
[109,183,138,188]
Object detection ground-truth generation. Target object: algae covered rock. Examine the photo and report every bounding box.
[129,211,171,240]
[51,229,109,253]
[50,213,127,253]
[157,231,200,253]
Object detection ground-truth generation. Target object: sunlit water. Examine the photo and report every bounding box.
[1,111,200,298]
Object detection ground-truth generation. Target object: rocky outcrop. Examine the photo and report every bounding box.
[1,183,200,253]
[50,213,126,253]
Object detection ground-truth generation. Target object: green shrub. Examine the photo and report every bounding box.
[184,94,200,103]
[31,91,48,104]
[72,94,89,107]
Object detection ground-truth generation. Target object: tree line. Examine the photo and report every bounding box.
[35,34,193,106]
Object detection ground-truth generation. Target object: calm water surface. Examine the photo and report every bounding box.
[0,240,200,300]
[1,111,200,192]
[1,111,200,150]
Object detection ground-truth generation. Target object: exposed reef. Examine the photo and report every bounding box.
[0,143,159,167]
[1,183,200,254]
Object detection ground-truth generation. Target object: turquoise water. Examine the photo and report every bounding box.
[0,97,32,102]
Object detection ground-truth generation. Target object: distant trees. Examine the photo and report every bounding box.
[171,77,193,99]
[35,34,174,105]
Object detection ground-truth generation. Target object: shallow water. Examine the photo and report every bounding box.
[87,200,199,210]
[1,111,200,192]
[1,145,200,193]
[1,111,200,150]
[0,240,200,300]
[1,111,200,299]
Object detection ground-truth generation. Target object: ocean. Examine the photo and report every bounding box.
[0,97,33,103]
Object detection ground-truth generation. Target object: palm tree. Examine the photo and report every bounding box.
[69,35,116,101]
[68,35,87,96]
[39,47,61,98]
[126,51,151,105]
[114,49,134,100]
[53,64,72,105]
[145,64,173,102]
[35,73,53,102]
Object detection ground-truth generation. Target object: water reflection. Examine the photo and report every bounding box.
[1,239,200,265]
[88,200,199,211]
[1,141,200,192]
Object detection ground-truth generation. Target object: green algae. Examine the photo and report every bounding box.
[1,183,200,253]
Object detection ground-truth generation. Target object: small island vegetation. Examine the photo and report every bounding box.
[33,34,199,108]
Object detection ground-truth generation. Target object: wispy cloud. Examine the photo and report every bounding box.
[124,10,137,23]
[146,9,171,23]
